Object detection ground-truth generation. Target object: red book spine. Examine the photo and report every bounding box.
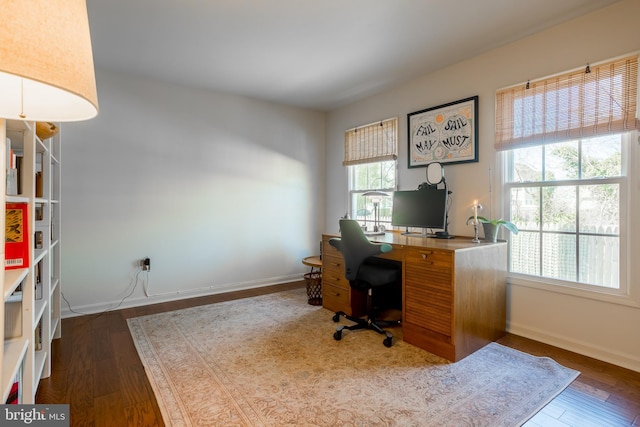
[5,203,29,270]
[5,380,19,404]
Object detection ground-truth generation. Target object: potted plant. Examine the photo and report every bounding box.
[466,216,518,242]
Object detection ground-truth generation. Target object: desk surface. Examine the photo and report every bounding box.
[329,231,505,252]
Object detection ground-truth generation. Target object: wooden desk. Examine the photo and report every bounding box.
[321,232,507,362]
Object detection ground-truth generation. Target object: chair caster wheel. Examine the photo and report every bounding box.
[332,314,340,322]
[383,337,393,347]
[334,330,342,341]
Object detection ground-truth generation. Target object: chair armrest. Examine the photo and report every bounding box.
[329,238,342,252]
[379,243,393,254]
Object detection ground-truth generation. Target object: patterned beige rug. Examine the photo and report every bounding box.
[128,288,579,426]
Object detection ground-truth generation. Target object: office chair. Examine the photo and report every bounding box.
[329,219,402,347]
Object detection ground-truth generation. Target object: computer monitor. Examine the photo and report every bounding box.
[391,189,449,236]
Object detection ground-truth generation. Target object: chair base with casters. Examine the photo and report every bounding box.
[332,291,401,347]
[329,220,402,347]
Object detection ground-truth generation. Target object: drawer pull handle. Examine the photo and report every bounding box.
[420,254,435,265]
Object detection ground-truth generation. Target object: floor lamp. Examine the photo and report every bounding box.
[0,0,99,122]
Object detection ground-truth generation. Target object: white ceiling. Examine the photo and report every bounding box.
[87,0,621,111]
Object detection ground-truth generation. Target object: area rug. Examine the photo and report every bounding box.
[127,288,579,426]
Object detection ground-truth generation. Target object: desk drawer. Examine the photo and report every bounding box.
[405,248,452,268]
[323,238,342,258]
[322,283,351,314]
[322,254,349,290]
[404,247,453,337]
[404,248,452,290]
[404,291,451,336]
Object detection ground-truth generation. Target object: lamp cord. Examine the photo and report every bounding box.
[19,79,26,119]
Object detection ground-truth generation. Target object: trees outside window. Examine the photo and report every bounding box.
[496,55,637,295]
[348,160,396,230]
[505,134,624,289]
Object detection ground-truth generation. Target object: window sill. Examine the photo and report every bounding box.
[507,274,640,308]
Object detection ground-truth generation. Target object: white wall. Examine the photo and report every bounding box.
[61,68,325,313]
[325,0,640,371]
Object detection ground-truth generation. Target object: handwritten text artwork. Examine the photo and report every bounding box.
[408,96,478,167]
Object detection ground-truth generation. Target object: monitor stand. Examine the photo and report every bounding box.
[401,230,426,237]
[401,228,454,239]
[430,231,455,239]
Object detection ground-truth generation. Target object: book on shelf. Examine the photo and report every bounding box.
[15,155,23,195]
[34,321,43,351]
[35,261,42,300]
[5,203,29,270]
[5,367,22,404]
[35,203,44,221]
[35,230,43,249]
[6,283,22,300]
[35,171,43,198]
[35,152,43,197]
[6,137,18,196]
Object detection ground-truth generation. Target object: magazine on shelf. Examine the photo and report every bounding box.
[5,203,29,269]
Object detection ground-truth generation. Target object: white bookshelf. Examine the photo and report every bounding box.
[1,118,62,404]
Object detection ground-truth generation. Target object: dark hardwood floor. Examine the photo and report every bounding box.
[37,282,640,426]
[499,334,640,427]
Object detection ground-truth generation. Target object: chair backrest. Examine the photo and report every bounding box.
[329,219,392,281]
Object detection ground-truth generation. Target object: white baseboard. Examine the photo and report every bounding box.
[61,274,304,318]
[508,321,640,373]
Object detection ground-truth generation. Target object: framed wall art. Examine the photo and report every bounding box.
[407,95,478,168]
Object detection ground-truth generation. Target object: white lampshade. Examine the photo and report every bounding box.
[0,0,99,121]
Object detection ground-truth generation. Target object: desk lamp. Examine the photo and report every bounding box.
[425,162,454,239]
[362,191,388,235]
[0,0,99,121]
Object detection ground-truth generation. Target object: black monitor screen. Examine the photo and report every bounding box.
[391,189,447,230]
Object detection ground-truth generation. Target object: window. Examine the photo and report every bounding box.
[505,134,626,288]
[344,118,398,230]
[496,55,638,294]
[349,161,396,229]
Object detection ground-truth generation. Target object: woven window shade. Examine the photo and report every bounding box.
[343,118,398,166]
[495,55,638,151]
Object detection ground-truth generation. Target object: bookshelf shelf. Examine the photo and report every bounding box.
[5,196,29,204]
[1,338,28,402]
[33,350,47,391]
[34,249,47,265]
[49,318,59,342]
[4,269,28,300]
[51,277,59,294]
[34,299,47,326]
[1,118,62,404]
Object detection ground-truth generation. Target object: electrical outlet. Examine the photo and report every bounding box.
[142,257,151,271]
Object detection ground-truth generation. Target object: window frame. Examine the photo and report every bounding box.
[500,131,638,307]
[347,160,398,230]
[343,117,398,230]
[494,54,639,307]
